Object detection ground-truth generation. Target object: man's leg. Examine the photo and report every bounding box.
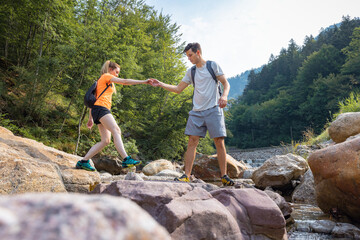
[214,137,234,186]
[184,135,200,177]
[213,137,227,176]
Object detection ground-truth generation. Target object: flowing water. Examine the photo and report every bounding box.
[287,203,333,239]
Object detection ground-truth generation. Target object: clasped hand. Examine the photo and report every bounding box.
[146,78,162,87]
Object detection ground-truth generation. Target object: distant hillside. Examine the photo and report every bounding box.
[227,16,360,149]
[227,67,262,99]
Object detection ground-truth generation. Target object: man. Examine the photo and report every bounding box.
[150,42,234,186]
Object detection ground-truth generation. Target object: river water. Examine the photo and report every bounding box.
[288,203,333,239]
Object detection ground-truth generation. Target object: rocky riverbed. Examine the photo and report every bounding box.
[228,146,289,167]
[228,145,360,239]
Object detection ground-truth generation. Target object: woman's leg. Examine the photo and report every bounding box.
[98,113,128,159]
[83,123,112,160]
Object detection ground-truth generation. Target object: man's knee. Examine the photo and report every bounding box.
[213,137,224,144]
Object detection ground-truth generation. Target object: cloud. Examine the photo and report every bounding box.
[146,0,360,77]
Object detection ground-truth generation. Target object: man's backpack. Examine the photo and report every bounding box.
[84,80,111,108]
[190,60,223,96]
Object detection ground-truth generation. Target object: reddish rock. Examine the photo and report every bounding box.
[211,188,287,240]
[265,190,292,220]
[328,112,360,143]
[192,153,247,180]
[93,180,287,239]
[308,137,360,222]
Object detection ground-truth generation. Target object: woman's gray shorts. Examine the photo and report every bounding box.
[185,106,227,138]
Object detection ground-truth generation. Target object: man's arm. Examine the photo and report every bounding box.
[150,79,189,94]
[217,75,230,108]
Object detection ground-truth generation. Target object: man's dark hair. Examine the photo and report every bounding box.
[184,42,202,54]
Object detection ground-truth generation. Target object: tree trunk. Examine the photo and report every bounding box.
[75,106,87,155]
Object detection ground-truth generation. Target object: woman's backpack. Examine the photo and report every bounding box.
[84,80,111,108]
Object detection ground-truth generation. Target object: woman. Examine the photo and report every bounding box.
[76,60,149,171]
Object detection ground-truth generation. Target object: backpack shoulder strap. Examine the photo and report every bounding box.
[96,80,112,100]
[191,65,196,87]
[206,61,223,96]
[206,61,218,83]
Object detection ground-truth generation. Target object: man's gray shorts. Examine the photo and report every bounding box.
[185,106,227,138]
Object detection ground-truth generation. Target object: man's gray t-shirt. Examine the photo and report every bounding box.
[182,61,224,111]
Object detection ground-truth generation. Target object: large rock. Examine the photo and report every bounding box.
[192,153,247,180]
[328,112,360,143]
[92,180,287,239]
[0,193,170,240]
[92,155,124,175]
[212,188,287,240]
[308,137,360,222]
[142,159,175,176]
[251,153,308,189]
[0,126,100,193]
[264,190,292,221]
[291,169,317,205]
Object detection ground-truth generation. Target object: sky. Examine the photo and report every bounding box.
[145,0,360,77]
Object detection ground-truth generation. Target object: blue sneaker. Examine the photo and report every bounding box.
[122,156,141,168]
[76,160,96,171]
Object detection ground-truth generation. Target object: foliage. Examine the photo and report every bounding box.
[227,16,360,148]
[0,0,214,161]
[333,91,360,118]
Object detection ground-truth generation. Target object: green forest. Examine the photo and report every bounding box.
[1,0,360,161]
[0,0,206,161]
[227,16,360,148]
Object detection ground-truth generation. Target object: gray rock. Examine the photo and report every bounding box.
[0,193,171,240]
[155,169,182,178]
[242,169,255,179]
[310,220,336,234]
[252,153,308,189]
[291,169,316,205]
[92,155,124,175]
[331,222,360,239]
[125,172,144,181]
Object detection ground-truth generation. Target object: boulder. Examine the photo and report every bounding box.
[92,155,123,175]
[92,180,287,239]
[0,126,100,194]
[0,193,170,240]
[142,159,175,176]
[291,169,316,205]
[251,153,308,189]
[308,137,360,222]
[310,220,336,234]
[328,112,360,143]
[192,153,247,180]
[211,188,287,240]
[264,190,292,221]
